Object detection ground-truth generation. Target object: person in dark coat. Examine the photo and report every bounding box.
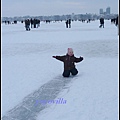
[99,17,104,28]
[115,16,118,26]
[52,48,84,77]
[68,19,71,28]
[25,19,30,31]
[65,20,69,28]
[33,19,37,28]
[30,18,33,28]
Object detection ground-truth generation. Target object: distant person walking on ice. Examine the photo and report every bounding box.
[65,20,69,28]
[52,48,84,77]
[65,19,71,28]
[25,19,30,31]
[99,17,104,28]
[68,19,71,28]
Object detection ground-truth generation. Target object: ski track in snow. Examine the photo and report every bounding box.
[2,75,78,120]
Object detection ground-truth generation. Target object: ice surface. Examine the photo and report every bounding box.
[2,20,118,120]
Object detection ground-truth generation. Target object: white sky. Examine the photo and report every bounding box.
[2,0,118,17]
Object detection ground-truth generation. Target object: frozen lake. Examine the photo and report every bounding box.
[2,20,118,120]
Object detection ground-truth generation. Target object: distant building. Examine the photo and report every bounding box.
[106,7,110,14]
[99,9,104,14]
[99,7,111,15]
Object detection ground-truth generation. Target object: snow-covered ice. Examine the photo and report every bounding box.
[2,20,118,120]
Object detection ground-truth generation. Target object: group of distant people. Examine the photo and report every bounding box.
[2,16,119,32]
[111,16,118,26]
[24,18,40,31]
[65,19,71,28]
[65,18,105,29]
[65,18,104,29]
[3,20,17,24]
[99,16,118,28]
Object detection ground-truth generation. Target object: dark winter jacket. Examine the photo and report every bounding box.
[100,18,104,24]
[55,54,83,70]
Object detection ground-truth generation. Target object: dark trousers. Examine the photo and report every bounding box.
[99,24,104,28]
[63,68,78,77]
[25,25,30,31]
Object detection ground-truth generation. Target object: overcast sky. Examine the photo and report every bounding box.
[2,0,118,17]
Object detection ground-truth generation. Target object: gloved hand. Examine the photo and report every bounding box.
[52,56,56,58]
[80,56,83,60]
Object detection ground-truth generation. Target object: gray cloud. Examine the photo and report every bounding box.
[2,0,118,17]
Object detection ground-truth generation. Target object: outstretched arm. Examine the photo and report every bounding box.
[74,56,84,63]
[52,55,65,62]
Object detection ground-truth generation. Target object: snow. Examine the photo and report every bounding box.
[2,20,118,120]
